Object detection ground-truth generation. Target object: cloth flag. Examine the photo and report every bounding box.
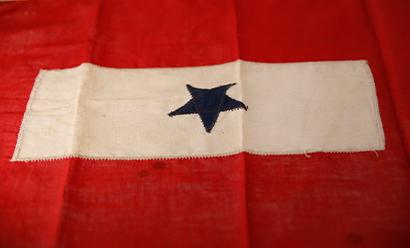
[0,1,409,248]
[13,60,383,161]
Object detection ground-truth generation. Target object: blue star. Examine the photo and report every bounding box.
[169,83,247,133]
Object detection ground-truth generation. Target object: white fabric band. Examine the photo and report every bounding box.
[12,60,384,161]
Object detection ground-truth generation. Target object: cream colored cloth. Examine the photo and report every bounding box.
[12,60,384,161]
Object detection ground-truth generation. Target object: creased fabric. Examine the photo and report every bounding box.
[0,1,409,248]
[13,60,384,161]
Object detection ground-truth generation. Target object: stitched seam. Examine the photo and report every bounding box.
[363,61,385,149]
[13,144,386,163]
[14,150,244,162]
[11,70,45,161]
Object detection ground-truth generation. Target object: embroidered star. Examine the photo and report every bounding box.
[168,83,247,133]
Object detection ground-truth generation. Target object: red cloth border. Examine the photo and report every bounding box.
[0,1,409,247]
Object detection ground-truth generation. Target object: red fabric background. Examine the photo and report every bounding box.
[0,1,409,247]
